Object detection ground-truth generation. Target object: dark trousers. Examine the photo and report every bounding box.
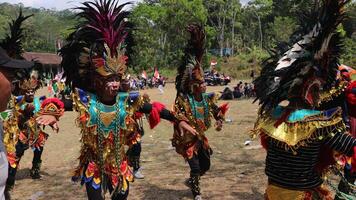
[6,142,43,188]
[85,181,129,200]
[15,141,43,165]
[126,142,141,171]
[127,142,141,158]
[187,142,211,176]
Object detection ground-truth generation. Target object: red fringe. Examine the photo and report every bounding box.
[352,146,356,173]
[148,102,165,129]
[315,145,336,174]
[219,103,229,115]
[260,133,268,149]
[346,81,356,118]
[134,112,144,120]
[41,98,64,109]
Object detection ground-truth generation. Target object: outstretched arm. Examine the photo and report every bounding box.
[325,132,356,156]
[208,94,229,131]
[325,132,356,173]
[36,98,64,132]
[138,101,198,136]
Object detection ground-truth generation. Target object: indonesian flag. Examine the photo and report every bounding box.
[338,64,356,80]
[339,64,355,72]
[210,59,217,66]
[154,67,160,79]
[141,70,147,80]
[48,80,53,94]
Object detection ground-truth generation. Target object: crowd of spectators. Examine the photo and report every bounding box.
[219,81,255,100]
[124,75,166,91]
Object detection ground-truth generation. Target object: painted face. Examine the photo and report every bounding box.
[94,73,121,101]
[192,81,206,95]
[25,89,35,102]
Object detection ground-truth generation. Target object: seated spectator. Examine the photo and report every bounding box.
[233,86,242,98]
[220,87,234,100]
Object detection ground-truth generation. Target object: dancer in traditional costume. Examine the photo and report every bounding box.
[172,24,228,200]
[252,1,356,199]
[0,10,64,199]
[59,1,196,199]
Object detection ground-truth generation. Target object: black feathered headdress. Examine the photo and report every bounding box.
[0,9,32,59]
[175,24,205,96]
[0,9,37,83]
[60,0,130,92]
[254,0,348,114]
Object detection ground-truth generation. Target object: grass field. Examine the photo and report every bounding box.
[10,82,267,200]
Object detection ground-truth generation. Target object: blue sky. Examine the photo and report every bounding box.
[0,0,251,10]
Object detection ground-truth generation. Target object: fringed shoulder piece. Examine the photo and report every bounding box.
[253,107,346,152]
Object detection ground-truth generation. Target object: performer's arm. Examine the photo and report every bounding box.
[138,101,197,135]
[324,132,356,156]
[207,93,229,122]
[207,94,228,131]
[139,103,175,121]
[36,98,64,131]
[138,102,176,128]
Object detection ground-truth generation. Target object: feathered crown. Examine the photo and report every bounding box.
[0,9,33,59]
[254,0,348,114]
[175,24,205,95]
[18,69,40,91]
[60,0,130,92]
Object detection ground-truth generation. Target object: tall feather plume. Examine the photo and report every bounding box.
[75,0,130,57]
[175,24,205,96]
[0,9,33,59]
[60,0,131,92]
[253,0,349,114]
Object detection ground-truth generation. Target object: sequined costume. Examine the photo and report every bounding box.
[0,10,64,198]
[172,24,228,200]
[4,96,63,170]
[4,95,64,185]
[252,1,356,199]
[59,1,188,199]
[172,93,227,159]
[71,88,163,192]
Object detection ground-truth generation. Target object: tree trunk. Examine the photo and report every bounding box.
[257,14,263,48]
[219,11,226,57]
[231,9,237,56]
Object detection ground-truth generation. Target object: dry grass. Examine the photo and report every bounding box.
[11,82,266,200]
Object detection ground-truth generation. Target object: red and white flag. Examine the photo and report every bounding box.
[154,67,160,79]
[141,70,147,79]
[210,59,217,66]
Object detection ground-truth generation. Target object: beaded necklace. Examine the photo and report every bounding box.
[90,93,128,188]
[188,93,210,127]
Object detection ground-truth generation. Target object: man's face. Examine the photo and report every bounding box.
[0,67,15,111]
[25,89,35,102]
[193,82,206,95]
[94,73,121,100]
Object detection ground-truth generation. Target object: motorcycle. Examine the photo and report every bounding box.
[204,71,231,86]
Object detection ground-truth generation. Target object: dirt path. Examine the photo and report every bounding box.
[11,82,266,200]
